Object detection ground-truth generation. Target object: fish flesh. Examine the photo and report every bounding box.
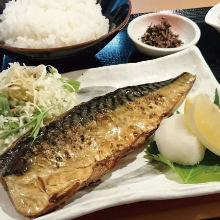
[0,72,196,217]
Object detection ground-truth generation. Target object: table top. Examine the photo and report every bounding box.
[75,1,220,220]
[130,0,220,13]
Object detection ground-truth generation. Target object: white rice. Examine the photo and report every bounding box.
[0,0,109,48]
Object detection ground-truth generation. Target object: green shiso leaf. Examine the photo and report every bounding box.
[0,92,12,117]
[144,140,220,184]
[60,78,80,93]
[214,88,220,107]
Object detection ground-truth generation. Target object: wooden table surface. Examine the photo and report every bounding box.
[75,1,220,220]
[130,0,219,13]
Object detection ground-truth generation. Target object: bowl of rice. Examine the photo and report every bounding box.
[0,0,131,64]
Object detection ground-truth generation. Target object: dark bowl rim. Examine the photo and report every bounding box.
[0,0,132,53]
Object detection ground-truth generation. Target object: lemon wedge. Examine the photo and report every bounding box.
[184,94,220,155]
[184,95,196,135]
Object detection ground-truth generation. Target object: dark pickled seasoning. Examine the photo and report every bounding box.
[141,17,183,48]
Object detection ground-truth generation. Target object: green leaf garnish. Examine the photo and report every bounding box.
[1,118,35,140]
[145,140,220,184]
[8,121,19,130]
[214,88,220,107]
[30,108,50,140]
[0,92,12,117]
[47,66,80,93]
[144,140,175,170]
[47,66,56,74]
[0,108,50,140]
[60,78,80,93]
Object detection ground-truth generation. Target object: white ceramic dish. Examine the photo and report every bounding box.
[205,3,220,33]
[0,46,220,220]
[127,13,201,57]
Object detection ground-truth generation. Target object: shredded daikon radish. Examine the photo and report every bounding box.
[0,63,79,154]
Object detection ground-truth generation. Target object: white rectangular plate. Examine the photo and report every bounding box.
[1,46,220,220]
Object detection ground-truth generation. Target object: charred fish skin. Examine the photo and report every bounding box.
[0,72,190,176]
[0,72,195,217]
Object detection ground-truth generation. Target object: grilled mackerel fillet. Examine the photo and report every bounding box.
[0,72,196,217]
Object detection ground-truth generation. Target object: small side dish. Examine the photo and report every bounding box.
[205,3,220,33]
[128,13,201,57]
[141,17,183,48]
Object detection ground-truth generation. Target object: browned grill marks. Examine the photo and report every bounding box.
[0,72,196,217]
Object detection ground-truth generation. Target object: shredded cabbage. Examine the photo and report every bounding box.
[0,63,79,154]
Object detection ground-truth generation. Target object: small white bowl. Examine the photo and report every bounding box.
[205,3,220,33]
[127,13,201,57]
